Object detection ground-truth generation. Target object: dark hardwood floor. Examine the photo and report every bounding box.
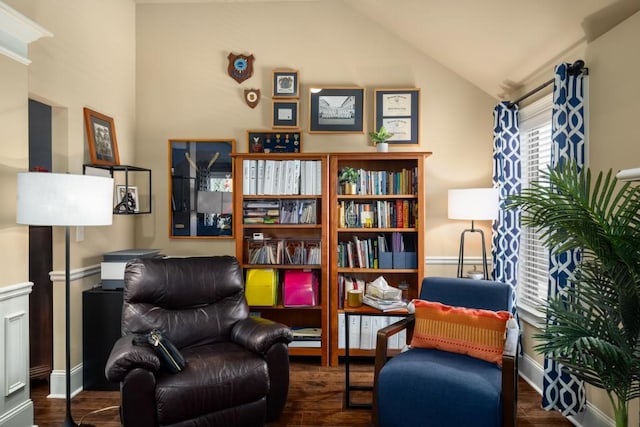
[31,358,572,426]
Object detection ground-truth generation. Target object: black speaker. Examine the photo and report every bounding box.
[82,287,123,391]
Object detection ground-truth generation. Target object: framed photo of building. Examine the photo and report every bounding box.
[83,107,120,165]
[272,69,299,98]
[308,87,364,133]
[373,88,420,144]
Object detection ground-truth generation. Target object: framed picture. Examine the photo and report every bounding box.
[115,185,139,213]
[169,139,235,239]
[272,69,299,98]
[272,100,299,128]
[83,107,120,165]
[308,87,364,133]
[373,88,420,144]
[247,130,301,153]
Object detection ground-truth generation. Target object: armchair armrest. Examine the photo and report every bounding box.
[231,316,293,354]
[372,315,414,427]
[501,326,520,427]
[373,315,415,388]
[105,335,161,383]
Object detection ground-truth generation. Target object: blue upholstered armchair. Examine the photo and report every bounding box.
[373,277,519,427]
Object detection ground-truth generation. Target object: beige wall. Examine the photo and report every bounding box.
[134,1,497,257]
[4,0,136,370]
[515,11,640,425]
[0,55,29,288]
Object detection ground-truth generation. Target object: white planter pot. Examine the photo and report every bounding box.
[376,142,389,152]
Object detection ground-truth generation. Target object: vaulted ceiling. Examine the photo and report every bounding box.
[135,0,640,98]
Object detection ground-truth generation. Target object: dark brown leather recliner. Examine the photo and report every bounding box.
[105,256,292,427]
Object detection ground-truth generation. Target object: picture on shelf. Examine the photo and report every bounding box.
[83,107,120,166]
[115,185,139,213]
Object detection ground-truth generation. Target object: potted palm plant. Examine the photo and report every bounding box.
[508,164,640,427]
[369,126,394,152]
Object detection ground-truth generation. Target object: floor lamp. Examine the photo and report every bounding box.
[448,188,498,280]
[17,172,113,427]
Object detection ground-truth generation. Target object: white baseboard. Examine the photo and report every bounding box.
[519,354,614,427]
[0,399,33,427]
[48,363,83,399]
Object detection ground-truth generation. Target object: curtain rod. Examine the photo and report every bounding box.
[506,60,588,108]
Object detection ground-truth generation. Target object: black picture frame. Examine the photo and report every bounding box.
[272,100,299,128]
[247,130,302,153]
[374,88,420,144]
[308,87,364,133]
[272,69,299,98]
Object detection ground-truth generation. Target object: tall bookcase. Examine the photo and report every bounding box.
[329,152,431,366]
[233,153,330,366]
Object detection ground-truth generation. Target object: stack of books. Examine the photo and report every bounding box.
[362,295,407,312]
[289,327,322,348]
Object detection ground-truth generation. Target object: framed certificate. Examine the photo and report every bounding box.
[374,88,420,144]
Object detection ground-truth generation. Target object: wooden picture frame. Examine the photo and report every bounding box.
[247,130,301,153]
[272,69,299,98]
[272,100,299,128]
[169,139,235,239]
[83,107,120,165]
[373,88,420,144]
[308,87,364,133]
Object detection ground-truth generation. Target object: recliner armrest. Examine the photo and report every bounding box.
[105,335,161,382]
[231,317,293,354]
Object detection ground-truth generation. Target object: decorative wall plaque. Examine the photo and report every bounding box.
[227,52,254,84]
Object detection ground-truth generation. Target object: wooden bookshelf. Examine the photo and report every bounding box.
[329,152,431,366]
[233,153,330,366]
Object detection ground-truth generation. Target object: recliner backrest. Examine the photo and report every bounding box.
[419,276,512,312]
[121,256,249,349]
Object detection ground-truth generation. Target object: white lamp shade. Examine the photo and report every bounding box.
[17,172,114,226]
[448,188,499,220]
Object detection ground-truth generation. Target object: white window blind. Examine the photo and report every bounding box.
[517,95,552,315]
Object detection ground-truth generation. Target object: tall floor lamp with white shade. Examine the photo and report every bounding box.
[448,188,499,280]
[17,172,113,427]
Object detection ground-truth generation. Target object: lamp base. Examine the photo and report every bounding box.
[456,225,489,280]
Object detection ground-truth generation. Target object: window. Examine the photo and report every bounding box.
[517,95,553,319]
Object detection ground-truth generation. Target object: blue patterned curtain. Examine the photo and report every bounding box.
[542,63,587,415]
[491,101,521,312]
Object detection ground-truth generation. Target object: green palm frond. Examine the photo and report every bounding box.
[508,162,640,411]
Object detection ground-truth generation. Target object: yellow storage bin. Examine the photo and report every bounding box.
[245,268,278,306]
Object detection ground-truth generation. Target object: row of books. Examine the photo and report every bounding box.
[243,199,318,224]
[243,159,322,195]
[247,239,321,265]
[337,236,388,269]
[338,200,417,229]
[338,167,418,196]
[337,313,407,350]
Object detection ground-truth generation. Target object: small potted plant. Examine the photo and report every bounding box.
[369,126,394,152]
[339,166,359,195]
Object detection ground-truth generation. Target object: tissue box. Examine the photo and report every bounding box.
[366,276,402,301]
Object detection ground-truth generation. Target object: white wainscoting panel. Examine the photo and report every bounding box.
[0,281,34,427]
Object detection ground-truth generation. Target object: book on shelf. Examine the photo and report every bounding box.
[288,340,321,348]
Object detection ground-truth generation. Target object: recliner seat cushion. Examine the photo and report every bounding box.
[377,348,502,427]
[155,342,269,425]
